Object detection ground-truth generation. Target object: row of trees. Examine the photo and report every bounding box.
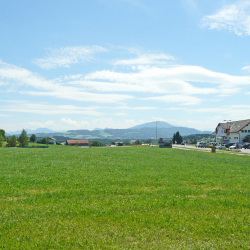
[0,129,37,147]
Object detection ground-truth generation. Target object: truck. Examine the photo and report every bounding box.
[159,138,172,148]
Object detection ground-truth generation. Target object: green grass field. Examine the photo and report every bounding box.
[1,146,250,249]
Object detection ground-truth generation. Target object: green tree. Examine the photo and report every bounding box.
[172,131,183,144]
[0,133,4,147]
[172,133,176,144]
[0,129,6,140]
[18,129,29,147]
[123,141,131,146]
[111,141,116,145]
[135,140,141,144]
[9,135,17,147]
[30,134,37,143]
[193,138,197,145]
[90,140,101,147]
[75,142,79,147]
[41,137,49,144]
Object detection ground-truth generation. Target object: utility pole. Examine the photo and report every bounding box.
[224,119,231,151]
[153,121,159,139]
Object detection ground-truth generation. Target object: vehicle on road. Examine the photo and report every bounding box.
[196,142,206,148]
[243,143,250,149]
[229,144,237,150]
[215,145,226,149]
[225,143,236,148]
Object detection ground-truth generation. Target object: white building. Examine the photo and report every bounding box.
[215,119,250,144]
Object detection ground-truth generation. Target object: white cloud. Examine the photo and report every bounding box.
[60,118,90,128]
[0,60,134,103]
[34,46,107,69]
[0,113,10,117]
[85,65,248,95]
[0,101,104,116]
[91,118,137,129]
[114,112,127,116]
[188,105,250,121]
[131,107,157,110]
[27,120,57,129]
[202,0,250,36]
[20,90,134,104]
[242,65,250,72]
[114,53,175,65]
[142,95,202,105]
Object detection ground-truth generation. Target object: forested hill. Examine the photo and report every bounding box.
[65,127,212,139]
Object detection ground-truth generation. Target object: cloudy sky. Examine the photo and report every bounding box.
[1,0,250,132]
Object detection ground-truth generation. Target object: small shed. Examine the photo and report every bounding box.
[66,140,89,146]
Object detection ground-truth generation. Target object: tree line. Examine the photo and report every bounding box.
[0,129,37,147]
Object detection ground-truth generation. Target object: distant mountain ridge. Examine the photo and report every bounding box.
[6,127,55,135]
[5,122,212,139]
[130,121,175,129]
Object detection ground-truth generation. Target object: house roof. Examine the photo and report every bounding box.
[216,119,250,133]
[66,140,89,144]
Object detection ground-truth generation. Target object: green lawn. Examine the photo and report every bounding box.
[0,146,250,249]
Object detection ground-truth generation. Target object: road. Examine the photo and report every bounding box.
[172,144,250,155]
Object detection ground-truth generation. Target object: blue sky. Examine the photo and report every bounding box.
[1,0,250,132]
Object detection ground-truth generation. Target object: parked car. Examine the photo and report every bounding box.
[215,145,226,149]
[225,143,236,148]
[196,142,206,148]
[243,143,250,149]
[229,144,237,150]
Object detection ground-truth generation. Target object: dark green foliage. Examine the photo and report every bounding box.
[123,141,131,146]
[243,135,250,143]
[182,133,216,143]
[30,134,36,142]
[135,140,141,144]
[18,129,29,147]
[9,135,17,147]
[90,140,101,147]
[41,137,49,144]
[0,129,6,140]
[0,133,4,147]
[172,131,183,144]
[111,141,116,145]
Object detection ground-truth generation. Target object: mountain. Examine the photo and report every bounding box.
[6,127,55,135]
[130,121,175,129]
[64,127,212,140]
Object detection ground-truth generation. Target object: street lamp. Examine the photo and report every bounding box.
[153,121,159,139]
[224,120,231,151]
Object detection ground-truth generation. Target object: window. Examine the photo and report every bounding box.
[245,130,247,133]
[248,130,250,133]
[234,137,238,139]
[229,137,231,139]
[224,129,227,133]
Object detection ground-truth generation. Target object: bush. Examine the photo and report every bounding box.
[9,135,17,147]
[124,141,131,146]
[90,140,101,147]
[41,137,49,144]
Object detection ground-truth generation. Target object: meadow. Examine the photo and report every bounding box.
[0,146,250,249]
